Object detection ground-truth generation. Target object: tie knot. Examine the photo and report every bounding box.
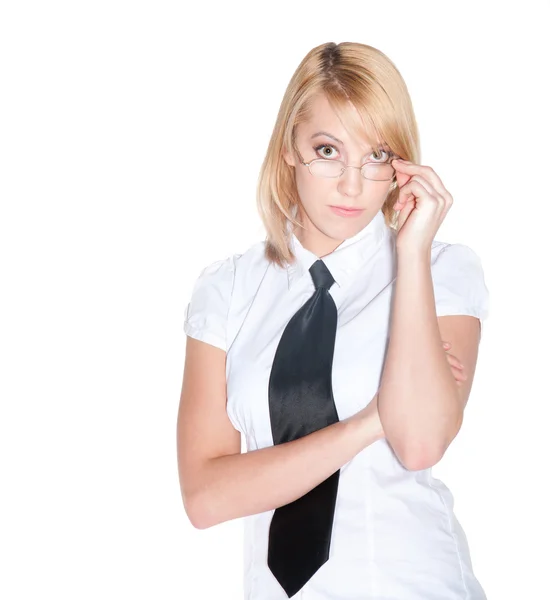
[309,260,335,290]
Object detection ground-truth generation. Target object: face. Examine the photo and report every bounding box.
[282,93,394,258]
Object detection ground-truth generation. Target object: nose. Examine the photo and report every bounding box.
[337,165,363,197]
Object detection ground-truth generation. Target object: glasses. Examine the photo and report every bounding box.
[294,146,399,182]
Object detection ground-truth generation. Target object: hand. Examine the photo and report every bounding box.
[392,159,454,254]
[442,340,467,387]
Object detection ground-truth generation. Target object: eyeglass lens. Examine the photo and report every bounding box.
[309,160,394,181]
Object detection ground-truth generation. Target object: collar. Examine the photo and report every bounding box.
[286,208,389,291]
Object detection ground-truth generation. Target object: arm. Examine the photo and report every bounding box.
[194,401,382,529]
[377,249,478,470]
[177,336,384,531]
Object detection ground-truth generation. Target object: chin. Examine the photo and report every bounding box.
[322,220,360,240]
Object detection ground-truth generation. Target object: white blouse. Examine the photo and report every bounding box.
[184,209,490,600]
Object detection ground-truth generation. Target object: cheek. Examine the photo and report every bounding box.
[295,171,327,205]
[365,180,392,197]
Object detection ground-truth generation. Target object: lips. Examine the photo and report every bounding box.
[329,205,364,217]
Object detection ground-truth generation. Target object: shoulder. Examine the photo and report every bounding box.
[430,239,484,267]
[188,239,267,292]
[184,240,269,351]
[429,239,490,329]
[430,240,488,289]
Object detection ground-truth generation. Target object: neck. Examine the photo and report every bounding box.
[292,210,345,258]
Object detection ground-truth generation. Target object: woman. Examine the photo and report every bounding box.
[177,41,490,599]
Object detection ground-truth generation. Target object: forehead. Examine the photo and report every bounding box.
[300,93,381,147]
[306,94,343,125]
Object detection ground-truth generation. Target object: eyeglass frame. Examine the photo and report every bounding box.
[292,143,401,182]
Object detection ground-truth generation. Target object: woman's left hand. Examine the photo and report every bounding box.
[392,158,454,254]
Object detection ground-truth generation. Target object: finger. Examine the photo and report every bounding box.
[394,182,415,208]
[399,176,438,201]
[392,160,449,199]
[396,182,433,215]
[449,364,468,381]
[394,196,414,211]
[445,353,465,370]
[397,197,415,231]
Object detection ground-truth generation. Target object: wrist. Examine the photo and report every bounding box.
[345,413,384,448]
[369,409,386,443]
[352,400,385,443]
[396,246,432,270]
[396,243,432,262]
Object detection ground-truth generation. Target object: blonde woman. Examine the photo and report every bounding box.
[177,41,489,599]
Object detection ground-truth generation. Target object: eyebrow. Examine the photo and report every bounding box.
[310,131,390,150]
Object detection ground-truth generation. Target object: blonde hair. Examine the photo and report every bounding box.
[256,41,421,269]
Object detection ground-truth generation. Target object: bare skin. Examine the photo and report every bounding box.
[177,91,468,528]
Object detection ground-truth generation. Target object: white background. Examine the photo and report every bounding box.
[1,1,548,598]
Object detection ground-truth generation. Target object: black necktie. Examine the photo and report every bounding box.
[267,259,340,598]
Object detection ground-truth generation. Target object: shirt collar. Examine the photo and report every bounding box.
[286,208,389,291]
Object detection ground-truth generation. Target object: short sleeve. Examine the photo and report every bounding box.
[183,255,236,351]
[431,243,490,337]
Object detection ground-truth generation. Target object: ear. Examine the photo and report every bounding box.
[282,145,296,167]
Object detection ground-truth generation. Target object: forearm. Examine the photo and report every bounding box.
[378,248,460,469]
[190,403,383,529]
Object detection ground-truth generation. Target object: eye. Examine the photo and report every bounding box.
[313,143,339,159]
[368,148,392,163]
